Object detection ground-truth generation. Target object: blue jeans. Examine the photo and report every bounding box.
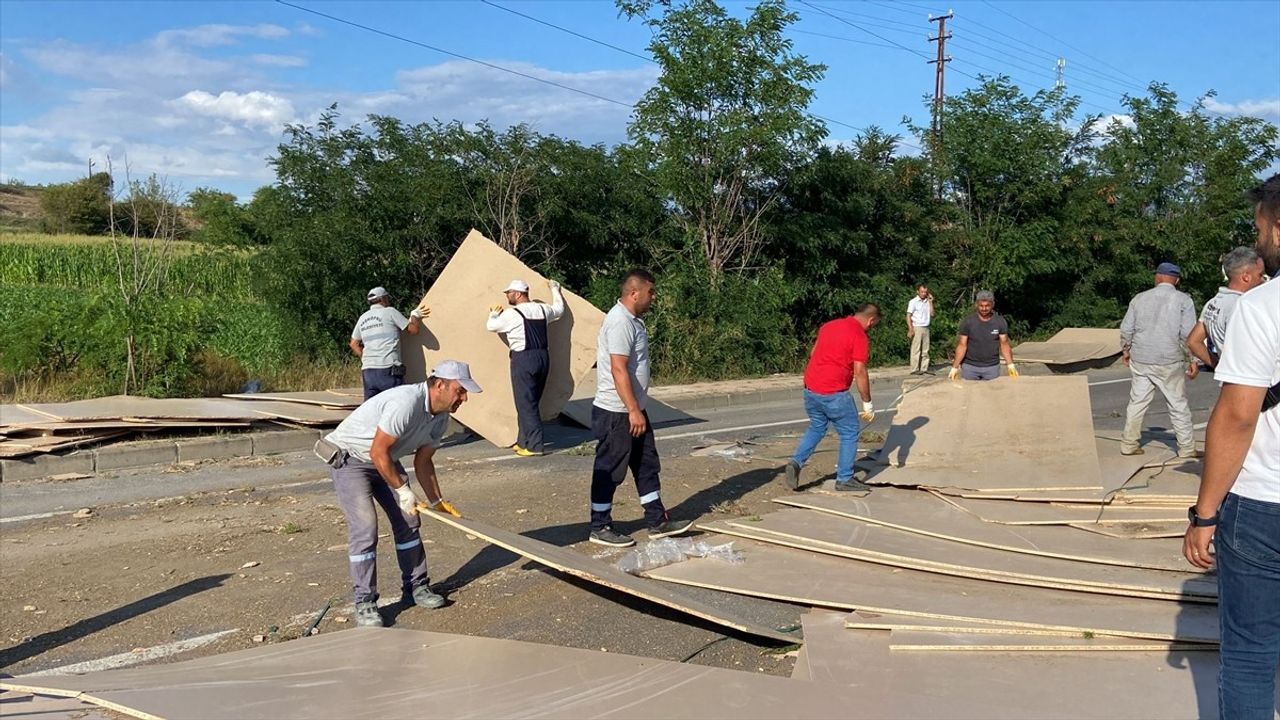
[362,367,403,400]
[1216,492,1280,720]
[792,388,860,483]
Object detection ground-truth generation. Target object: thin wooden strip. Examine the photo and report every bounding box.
[886,629,1213,652]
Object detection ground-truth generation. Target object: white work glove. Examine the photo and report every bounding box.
[394,484,418,517]
[548,279,561,291]
[859,401,875,423]
[490,304,505,317]
[1007,363,1019,379]
[409,302,430,320]
[948,367,960,382]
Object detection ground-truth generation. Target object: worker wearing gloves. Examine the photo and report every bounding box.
[313,360,481,627]
[350,286,429,400]
[783,303,881,493]
[949,290,1018,382]
[486,278,565,456]
[1119,262,1199,458]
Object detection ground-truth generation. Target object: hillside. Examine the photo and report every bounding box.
[0,183,44,231]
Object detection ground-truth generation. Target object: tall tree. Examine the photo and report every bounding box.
[620,0,826,277]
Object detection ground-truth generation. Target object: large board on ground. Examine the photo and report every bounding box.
[0,629,861,720]
[420,510,795,643]
[18,396,263,422]
[875,376,1102,491]
[401,230,605,448]
[797,610,1219,719]
[646,536,1219,642]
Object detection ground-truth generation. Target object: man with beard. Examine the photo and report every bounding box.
[948,290,1018,381]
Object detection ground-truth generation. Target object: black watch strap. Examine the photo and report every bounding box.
[1187,505,1219,527]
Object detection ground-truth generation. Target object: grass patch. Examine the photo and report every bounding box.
[280,522,304,534]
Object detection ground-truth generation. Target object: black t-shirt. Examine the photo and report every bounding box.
[959,313,1009,367]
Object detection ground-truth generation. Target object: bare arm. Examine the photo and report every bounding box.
[852,361,871,403]
[1184,383,1266,569]
[413,445,443,505]
[369,428,406,489]
[405,315,422,336]
[610,353,646,437]
[1186,322,1214,368]
[349,338,363,358]
[952,336,968,368]
[906,312,914,335]
[999,335,1014,367]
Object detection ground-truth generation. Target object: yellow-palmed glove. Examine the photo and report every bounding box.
[432,499,462,518]
[1007,363,1019,379]
[947,367,960,382]
[859,401,875,424]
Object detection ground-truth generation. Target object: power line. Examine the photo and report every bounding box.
[797,0,933,61]
[273,0,635,108]
[793,28,915,52]
[979,0,1145,86]
[947,38,1134,104]
[479,0,652,63]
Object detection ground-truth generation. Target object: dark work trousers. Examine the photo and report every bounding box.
[511,349,550,452]
[590,406,666,531]
[362,367,403,400]
[330,456,429,604]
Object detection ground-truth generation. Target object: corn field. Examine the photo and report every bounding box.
[0,233,255,298]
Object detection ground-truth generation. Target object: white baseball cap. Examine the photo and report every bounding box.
[430,360,483,393]
[503,279,530,294]
[366,286,389,302]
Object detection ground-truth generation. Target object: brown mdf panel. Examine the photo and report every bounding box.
[399,230,605,448]
[3,629,861,720]
[222,391,359,408]
[933,491,1182,525]
[1011,341,1119,364]
[798,610,1217,719]
[875,376,1102,491]
[646,537,1219,643]
[20,396,262,422]
[886,629,1214,652]
[1071,521,1188,540]
[229,400,351,424]
[420,510,795,644]
[773,490,1188,571]
[1046,328,1122,347]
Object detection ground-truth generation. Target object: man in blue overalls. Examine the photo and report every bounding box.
[487,278,565,456]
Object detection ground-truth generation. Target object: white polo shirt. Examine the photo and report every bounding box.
[1215,279,1279,502]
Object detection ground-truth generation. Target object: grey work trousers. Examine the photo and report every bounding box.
[330,457,429,604]
[1122,360,1194,453]
[960,362,1000,381]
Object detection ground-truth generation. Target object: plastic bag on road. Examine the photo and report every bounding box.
[616,537,744,575]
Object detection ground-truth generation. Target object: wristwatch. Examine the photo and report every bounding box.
[1187,506,1218,527]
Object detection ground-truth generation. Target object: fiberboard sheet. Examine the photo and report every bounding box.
[400,230,605,448]
[19,396,262,422]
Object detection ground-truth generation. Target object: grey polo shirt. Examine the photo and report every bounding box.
[1199,286,1243,353]
[352,305,410,369]
[324,383,448,462]
[1120,283,1196,365]
[593,301,650,413]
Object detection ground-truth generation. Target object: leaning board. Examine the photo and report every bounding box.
[401,230,604,448]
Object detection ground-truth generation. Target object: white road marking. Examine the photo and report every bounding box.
[1087,378,1131,387]
[24,629,239,677]
[0,510,73,525]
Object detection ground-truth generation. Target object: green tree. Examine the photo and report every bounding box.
[189,187,257,245]
[619,0,826,277]
[39,172,112,235]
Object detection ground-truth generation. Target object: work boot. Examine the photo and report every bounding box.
[405,584,446,610]
[650,518,695,539]
[354,601,383,627]
[783,461,801,491]
[589,527,635,548]
[833,479,873,494]
[1119,446,1144,456]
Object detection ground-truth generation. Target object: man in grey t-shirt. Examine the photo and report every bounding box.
[948,290,1018,382]
[350,286,429,400]
[1186,247,1266,371]
[315,360,481,627]
[588,269,692,548]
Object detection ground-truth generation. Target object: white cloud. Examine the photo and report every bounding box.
[155,24,291,48]
[1088,113,1135,137]
[177,90,297,129]
[250,54,308,68]
[1203,97,1280,119]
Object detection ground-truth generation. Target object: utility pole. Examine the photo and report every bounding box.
[928,10,953,197]
[1055,57,1066,91]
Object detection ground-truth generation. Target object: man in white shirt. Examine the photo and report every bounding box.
[350,286,428,400]
[486,278,565,456]
[906,284,934,375]
[1184,173,1280,719]
[1186,246,1266,370]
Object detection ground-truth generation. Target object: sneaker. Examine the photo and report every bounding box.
[649,518,695,539]
[589,527,636,548]
[783,461,801,491]
[1120,446,1145,456]
[1177,448,1204,459]
[513,445,539,457]
[833,479,873,493]
[354,601,384,627]
[405,584,446,610]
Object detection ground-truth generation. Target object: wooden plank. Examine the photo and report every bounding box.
[797,610,1216,719]
[886,629,1213,652]
[875,376,1102,491]
[228,400,351,425]
[419,510,795,643]
[1071,522,1187,540]
[845,609,1101,637]
[932,491,1184,525]
[20,396,263,422]
[222,392,359,409]
[399,230,606,448]
[646,536,1219,642]
[713,511,1213,601]
[773,489,1188,571]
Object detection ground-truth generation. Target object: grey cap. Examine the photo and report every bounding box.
[431,359,482,393]
[367,286,389,302]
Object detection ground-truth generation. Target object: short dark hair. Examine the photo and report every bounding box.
[855,302,881,318]
[916,283,928,290]
[1246,173,1280,219]
[621,268,656,291]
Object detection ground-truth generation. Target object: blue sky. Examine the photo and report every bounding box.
[2,0,1277,199]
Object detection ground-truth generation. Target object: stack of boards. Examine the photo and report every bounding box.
[0,390,361,460]
[1012,327,1122,368]
[643,376,1230,718]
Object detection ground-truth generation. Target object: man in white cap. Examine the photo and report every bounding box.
[1119,261,1198,458]
[314,360,481,627]
[350,286,429,400]
[486,278,565,456]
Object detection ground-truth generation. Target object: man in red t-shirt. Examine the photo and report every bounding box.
[783,303,880,492]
